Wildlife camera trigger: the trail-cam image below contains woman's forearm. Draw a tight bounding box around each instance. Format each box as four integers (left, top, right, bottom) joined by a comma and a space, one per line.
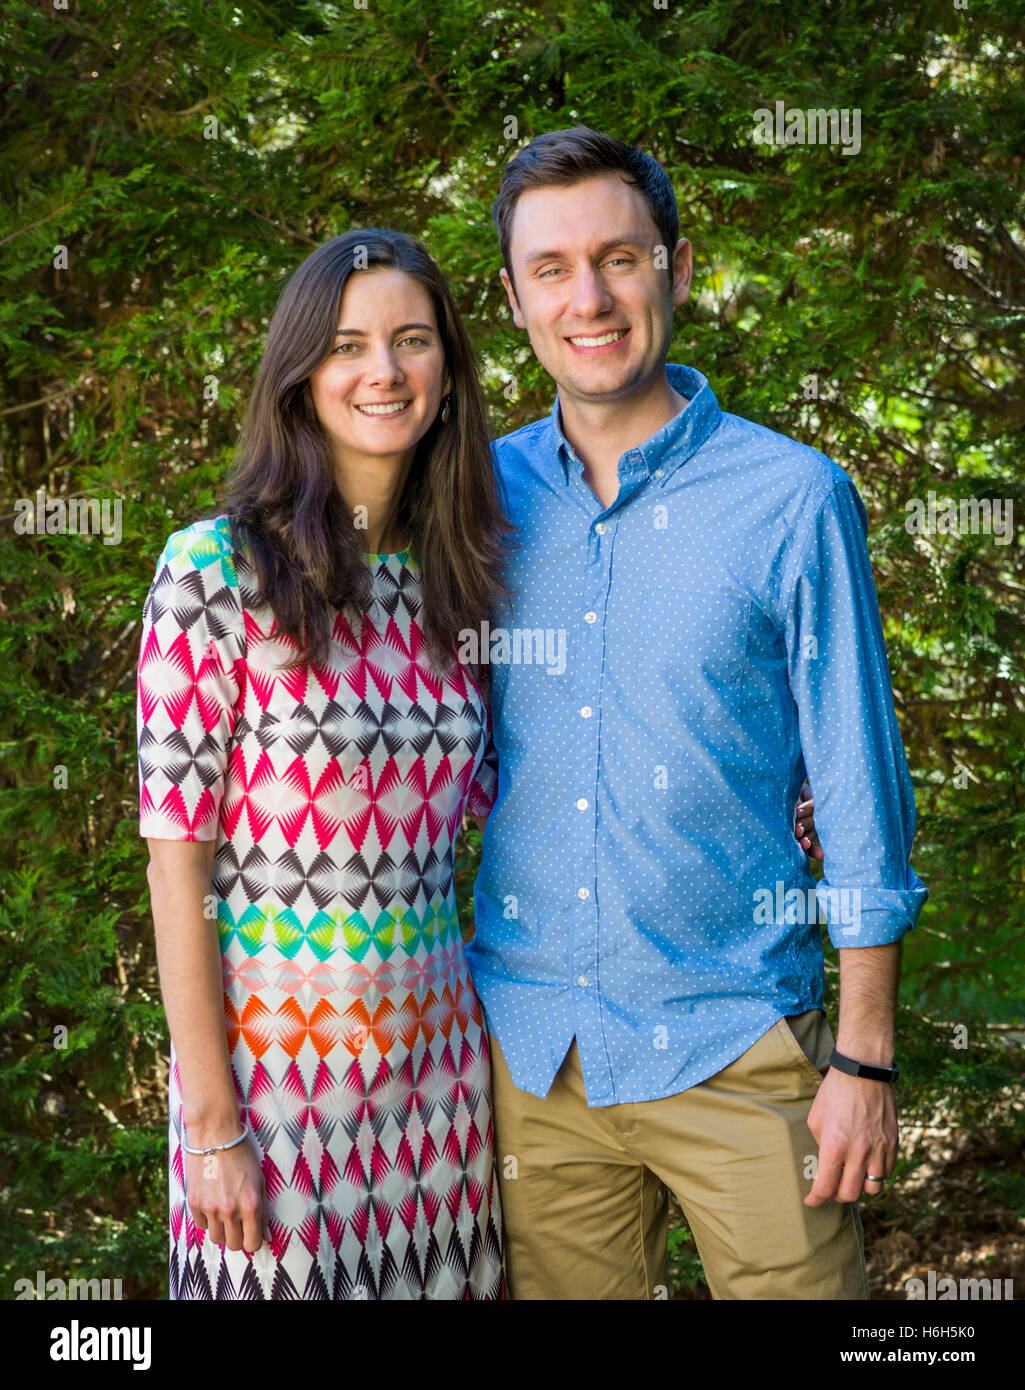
147, 847, 240, 1145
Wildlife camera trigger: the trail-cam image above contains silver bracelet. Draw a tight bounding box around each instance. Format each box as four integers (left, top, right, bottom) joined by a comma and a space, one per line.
183, 1127, 248, 1157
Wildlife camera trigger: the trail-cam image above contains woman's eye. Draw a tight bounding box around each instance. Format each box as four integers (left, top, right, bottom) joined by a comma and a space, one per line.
332, 335, 430, 356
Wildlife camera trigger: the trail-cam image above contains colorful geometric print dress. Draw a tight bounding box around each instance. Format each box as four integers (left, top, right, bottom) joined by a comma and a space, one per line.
136, 515, 503, 1300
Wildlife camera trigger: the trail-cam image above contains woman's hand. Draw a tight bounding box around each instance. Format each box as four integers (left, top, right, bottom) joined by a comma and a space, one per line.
185, 1132, 269, 1254
794, 780, 823, 861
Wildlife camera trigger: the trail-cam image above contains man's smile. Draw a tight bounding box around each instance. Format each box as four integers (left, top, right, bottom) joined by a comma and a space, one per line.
564, 327, 631, 354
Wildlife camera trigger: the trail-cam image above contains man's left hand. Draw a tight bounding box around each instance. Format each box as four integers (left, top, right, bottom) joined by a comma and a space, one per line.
804, 1068, 898, 1205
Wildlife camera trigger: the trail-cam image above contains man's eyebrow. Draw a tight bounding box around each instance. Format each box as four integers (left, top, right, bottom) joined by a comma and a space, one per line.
333, 322, 436, 336
522, 235, 652, 267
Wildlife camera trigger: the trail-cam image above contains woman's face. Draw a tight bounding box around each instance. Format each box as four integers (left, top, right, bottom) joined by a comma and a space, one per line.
309, 267, 451, 475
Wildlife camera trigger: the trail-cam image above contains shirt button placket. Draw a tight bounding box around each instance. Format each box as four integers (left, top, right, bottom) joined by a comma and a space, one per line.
574, 516, 612, 1084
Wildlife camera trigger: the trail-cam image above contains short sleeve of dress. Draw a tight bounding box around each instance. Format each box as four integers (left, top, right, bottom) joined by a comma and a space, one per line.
466, 723, 499, 818
136, 518, 247, 842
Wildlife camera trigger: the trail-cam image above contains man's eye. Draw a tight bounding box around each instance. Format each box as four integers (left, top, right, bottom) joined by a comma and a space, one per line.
537, 267, 565, 280
603, 257, 634, 269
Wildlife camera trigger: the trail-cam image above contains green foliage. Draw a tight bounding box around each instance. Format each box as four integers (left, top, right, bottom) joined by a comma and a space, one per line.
2, 0, 1023, 1298
667, 1224, 706, 1299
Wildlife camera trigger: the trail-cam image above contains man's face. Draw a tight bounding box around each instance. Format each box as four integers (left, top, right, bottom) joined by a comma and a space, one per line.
500, 173, 692, 406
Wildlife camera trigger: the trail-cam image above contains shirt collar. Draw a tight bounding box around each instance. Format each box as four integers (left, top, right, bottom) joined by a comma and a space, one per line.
550, 363, 722, 484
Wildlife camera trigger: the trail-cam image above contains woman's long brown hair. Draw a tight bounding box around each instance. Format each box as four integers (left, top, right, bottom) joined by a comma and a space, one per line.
215, 228, 515, 682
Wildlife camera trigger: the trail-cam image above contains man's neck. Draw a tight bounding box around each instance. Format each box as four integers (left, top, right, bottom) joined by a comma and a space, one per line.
557, 369, 688, 507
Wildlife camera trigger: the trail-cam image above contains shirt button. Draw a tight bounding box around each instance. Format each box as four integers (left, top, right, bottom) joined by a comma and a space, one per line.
654, 467, 665, 478
577, 974, 590, 987
577, 887, 590, 899
595, 522, 606, 534
584, 611, 597, 624
576, 798, 589, 810
580, 706, 592, 718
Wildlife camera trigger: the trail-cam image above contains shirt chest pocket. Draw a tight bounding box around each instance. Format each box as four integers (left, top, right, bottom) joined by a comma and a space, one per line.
661, 587, 751, 719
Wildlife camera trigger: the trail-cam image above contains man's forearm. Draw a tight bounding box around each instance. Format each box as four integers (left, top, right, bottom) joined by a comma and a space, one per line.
835, 941, 902, 1066
806, 940, 902, 1206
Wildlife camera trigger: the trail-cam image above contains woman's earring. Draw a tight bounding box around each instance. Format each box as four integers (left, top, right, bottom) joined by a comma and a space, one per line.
441, 394, 451, 424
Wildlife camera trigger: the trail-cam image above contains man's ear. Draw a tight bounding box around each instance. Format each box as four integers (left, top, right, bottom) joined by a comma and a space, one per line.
499, 267, 527, 329
671, 237, 693, 308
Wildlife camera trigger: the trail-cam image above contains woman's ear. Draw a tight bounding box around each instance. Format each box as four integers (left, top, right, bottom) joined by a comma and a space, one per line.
442, 366, 452, 400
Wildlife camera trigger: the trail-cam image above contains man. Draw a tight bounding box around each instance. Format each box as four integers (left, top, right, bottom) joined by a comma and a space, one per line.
464, 127, 929, 1301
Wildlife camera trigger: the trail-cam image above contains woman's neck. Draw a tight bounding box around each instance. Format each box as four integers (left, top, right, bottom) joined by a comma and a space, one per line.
332, 458, 412, 554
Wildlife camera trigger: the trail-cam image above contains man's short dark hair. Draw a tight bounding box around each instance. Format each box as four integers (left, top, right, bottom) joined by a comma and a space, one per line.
491, 126, 679, 293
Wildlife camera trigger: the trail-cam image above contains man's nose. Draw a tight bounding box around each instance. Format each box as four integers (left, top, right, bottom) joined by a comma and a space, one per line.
567, 266, 614, 319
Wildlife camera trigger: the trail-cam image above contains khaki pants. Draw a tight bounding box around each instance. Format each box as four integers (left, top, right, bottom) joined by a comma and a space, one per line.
489, 1010, 870, 1300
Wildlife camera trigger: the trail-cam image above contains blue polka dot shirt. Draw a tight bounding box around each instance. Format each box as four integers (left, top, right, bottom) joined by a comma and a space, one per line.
467, 362, 928, 1106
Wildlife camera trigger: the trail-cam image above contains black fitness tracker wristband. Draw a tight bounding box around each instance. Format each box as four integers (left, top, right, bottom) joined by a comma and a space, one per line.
827, 1048, 899, 1083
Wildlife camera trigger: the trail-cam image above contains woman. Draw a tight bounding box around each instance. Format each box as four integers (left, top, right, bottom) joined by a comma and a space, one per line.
137, 227, 822, 1301
137, 229, 513, 1299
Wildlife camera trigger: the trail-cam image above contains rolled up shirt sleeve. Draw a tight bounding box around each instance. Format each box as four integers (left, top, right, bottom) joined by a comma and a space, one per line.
783, 475, 929, 947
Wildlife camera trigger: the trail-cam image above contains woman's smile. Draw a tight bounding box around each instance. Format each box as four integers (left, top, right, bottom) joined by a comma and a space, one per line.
353, 399, 413, 416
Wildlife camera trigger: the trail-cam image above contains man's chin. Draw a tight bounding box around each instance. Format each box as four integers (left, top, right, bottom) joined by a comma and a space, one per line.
557, 362, 646, 401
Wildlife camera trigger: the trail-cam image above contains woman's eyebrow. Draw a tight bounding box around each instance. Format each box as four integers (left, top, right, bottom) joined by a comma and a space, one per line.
334, 322, 436, 336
